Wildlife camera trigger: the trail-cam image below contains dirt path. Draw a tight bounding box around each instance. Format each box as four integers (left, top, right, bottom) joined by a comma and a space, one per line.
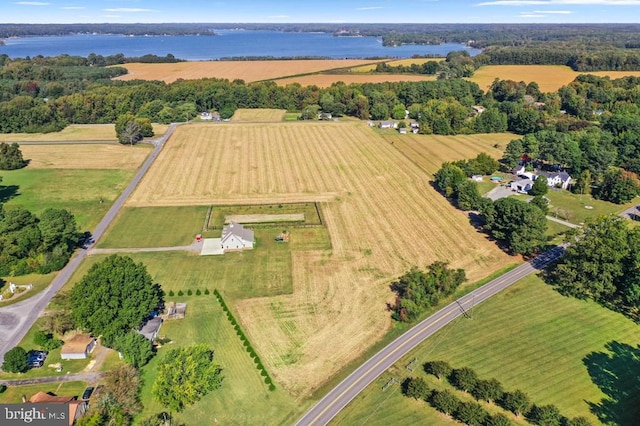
0, 372, 104, 387
87, 240, 203, 256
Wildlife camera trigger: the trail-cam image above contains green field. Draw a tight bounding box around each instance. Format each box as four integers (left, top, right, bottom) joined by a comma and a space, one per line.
0, 168, 135, 231
135, 296, 301, 425
545, 190, 633, 225
98, 206, 209, 248
208, 203, 323, 229
335, 275, 640, 425
0, 272, 56, 307
0, 381, 87, 404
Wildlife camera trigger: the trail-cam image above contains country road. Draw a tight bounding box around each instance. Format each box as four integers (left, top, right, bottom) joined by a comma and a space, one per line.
295, 245, 566, 426
0, 124, 178, 365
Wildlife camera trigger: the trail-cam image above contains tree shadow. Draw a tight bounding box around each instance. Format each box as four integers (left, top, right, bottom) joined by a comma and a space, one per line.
0, 184, 19, 203
583, 341, 640, 426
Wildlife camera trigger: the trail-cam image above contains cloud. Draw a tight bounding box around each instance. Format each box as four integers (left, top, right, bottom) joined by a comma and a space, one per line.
356, 6, 384, 10
268, 15, 290, 18
14, 1, 50, 5
533, 9, 574, 11
103, 8, 155, 13
520, 13, 547, 16
101, 15, 122, 18
479, 0, 640, 5
60, 6, 85, 9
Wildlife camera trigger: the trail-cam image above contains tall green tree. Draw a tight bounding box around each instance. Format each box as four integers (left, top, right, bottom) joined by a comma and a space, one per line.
0, 143, 28, 170
596, 168, 640, 204
501, 389, 531, 417
484, 197, 547, 255
450, 367, 479, 393
70, 255, 163, 340
456, 401, 488, 426
424, 360, 452, 380
529, 175, 548, 196
404, 377, 430, 400
113, 332, 154, 368
152, 345, 223, 412
2, 346, 28, 373
430, 389, 460, 415
434, 163, 467, 197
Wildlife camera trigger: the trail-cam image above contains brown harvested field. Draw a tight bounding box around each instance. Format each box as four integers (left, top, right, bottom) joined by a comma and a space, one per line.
351, 57, 444, 73
21, 144, 152, 169
469, 65, 640, 93
381, 132, 515, 175
114, 59, 374, 83
0, 124, 117, 142
231, 108, 286, 122
275, 73, 437, 87
128, 121, 511, 396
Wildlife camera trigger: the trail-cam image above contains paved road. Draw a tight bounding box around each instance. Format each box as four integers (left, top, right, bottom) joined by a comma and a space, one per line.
0, 372, 104, 387
619, 204, 640, 220
295, 245, 566, 426
0, 124, 178, 365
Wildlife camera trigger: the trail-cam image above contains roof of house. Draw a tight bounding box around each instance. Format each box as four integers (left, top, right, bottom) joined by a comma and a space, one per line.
512, 178, 534, 187
380, 120, 395, 126
222, 222, 254, 244
29, 391, 75, 404
139, 317, 163, 340
539, 171, 571, 182
61, 334, 95, 355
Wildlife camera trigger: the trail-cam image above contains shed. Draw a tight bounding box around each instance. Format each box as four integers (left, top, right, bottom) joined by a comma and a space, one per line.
138, 317, 163, 341
60, 334, 96, 360
379, 120, 397, 129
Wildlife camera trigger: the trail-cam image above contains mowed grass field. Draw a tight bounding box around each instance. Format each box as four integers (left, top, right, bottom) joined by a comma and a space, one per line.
127, 121, 511, 396
232, 108, 287, 122
1, 168, 136, 230
0, 123, 169, 142
136, 296, 300, 425
350, 57, 444, 73
0, 381, 87, 404
335, 274, 640, 425
383, 132, 514, 175
275, 73, 438, 88
114, 59, 375, 83
469, 65, 640, 92
20, 144, 151, 169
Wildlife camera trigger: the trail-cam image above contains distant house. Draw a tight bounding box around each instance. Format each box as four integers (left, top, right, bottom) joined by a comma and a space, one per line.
510, 178, 534, 193
398, 127, 407, 134
379, 120, 397, 129
533, 102, 546, 109
221, 222, 254, 252
29, 391, 88, 426
138, 317, 163, 342
540, 171, 572, 189
60, 334, 96, 360
471, 175, 483, 182
200, 111, 213, 120
472, 105, 486, 114
512, 165, 526, 176
318, 112, 332, 120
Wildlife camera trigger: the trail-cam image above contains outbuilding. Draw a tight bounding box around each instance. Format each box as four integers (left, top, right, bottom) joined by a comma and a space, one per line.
60, 334, 97, 360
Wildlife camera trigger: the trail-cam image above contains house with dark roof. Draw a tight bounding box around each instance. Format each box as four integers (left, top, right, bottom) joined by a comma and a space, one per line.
221, 222, 254, 252
138, 317, 163, 341
539, 171, 572, 189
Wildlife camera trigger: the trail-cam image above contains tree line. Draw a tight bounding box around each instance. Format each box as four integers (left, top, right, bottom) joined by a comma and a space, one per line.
403, 360, 592, 426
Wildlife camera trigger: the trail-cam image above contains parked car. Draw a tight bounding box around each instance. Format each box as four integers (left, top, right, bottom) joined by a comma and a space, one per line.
27, 350, 48, 368
81, 386, 94, 400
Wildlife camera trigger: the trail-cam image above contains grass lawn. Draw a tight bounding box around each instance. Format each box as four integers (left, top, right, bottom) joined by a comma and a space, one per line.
135, 296, 300, 425
0, 168, 135, 231
97, 206, 209, 248
545, 219, 572, 241
0, 272, 56, 307
0, 381, 87, 404
208, 203, 322, 229
334, 274, 640, 425
545, 190, 634, 225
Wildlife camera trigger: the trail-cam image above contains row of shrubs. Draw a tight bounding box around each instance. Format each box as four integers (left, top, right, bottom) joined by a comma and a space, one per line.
213, 289, 276, 391
402, 361, 592, 426
167, 289, 210, 297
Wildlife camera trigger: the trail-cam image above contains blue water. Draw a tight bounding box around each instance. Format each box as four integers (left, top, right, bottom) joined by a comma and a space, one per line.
0, 30, 481, 60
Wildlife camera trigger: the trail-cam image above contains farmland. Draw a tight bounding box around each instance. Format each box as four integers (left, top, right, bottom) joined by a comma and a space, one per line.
350, 57, 444, 73
127, 121, 510, 396
114, 59, 375, 83
335, 274, 640, 425
0, 123, 169, 142
20, 144, 151, 170
274, 73, 438, 88
231, 108, 287, 122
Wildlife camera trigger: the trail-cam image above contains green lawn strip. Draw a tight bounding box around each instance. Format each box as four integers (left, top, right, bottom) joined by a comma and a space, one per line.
284, 112, 300, 121
97, 206, 209, 248
0, 381, 87, 404
135, 296, 299, 425
0, 168, 135, 231
208, 202, 322, 229
0, 272, 55, 307
334, 274, 640, 425
545, 218, 572, 240
545, 190, 635, 225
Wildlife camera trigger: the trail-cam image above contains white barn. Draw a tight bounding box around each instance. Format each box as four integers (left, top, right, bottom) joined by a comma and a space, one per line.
60, 334, 96, 360
221, 222, 254, 252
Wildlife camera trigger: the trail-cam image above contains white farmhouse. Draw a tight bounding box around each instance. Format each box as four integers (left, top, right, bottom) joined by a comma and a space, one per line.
221, 222, 254, 252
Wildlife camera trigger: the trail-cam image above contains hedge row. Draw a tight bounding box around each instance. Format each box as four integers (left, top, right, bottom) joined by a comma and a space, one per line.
213, 289, 276, 391
167, 289, 210, 297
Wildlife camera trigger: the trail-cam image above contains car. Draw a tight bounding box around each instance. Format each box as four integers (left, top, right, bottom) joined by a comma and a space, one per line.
27, 358, 43, 368
28, 350, 48, 362
81, 387, 94, 400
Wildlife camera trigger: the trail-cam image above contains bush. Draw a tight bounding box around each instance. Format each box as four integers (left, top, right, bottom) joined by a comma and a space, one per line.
424, 360, 452, 380
187, 289, 193, 296
449, 367, 479, 393
430, 389, 460, 415
177, 290, 184, 296
403, 377, 430, 400
2, 346, 29, 373
204, 289, 210, 295
168, 290, 174, 297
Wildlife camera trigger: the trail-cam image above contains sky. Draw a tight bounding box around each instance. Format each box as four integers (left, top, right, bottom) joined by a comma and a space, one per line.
3, 0, 640, 24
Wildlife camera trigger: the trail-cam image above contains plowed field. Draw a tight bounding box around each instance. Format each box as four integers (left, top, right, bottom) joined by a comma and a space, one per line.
128, 121, 511, 396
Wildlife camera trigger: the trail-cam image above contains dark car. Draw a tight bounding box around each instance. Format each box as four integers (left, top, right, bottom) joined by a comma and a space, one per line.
82, 387, 94, 400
